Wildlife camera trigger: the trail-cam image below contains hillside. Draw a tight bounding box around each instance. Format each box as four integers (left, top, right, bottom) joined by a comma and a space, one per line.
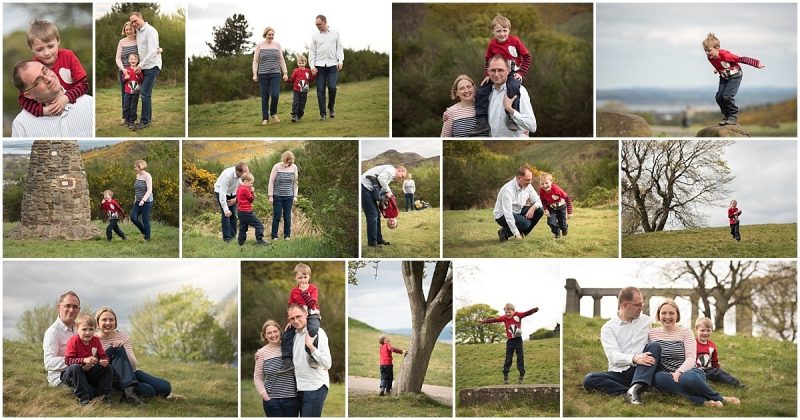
183, 140, 304, 164
81, 141, 151, 163
563, 313, 796, 417
483, 140, 617, 166
622, 223, 797, 258
362, 149, 439, 172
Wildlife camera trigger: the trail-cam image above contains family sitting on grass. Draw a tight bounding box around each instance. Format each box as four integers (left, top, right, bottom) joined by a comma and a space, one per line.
583, 287, 745, 408
43, 291, 178, 406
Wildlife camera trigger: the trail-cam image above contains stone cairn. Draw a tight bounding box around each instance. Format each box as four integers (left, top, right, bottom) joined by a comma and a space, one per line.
9, 140, 102, 240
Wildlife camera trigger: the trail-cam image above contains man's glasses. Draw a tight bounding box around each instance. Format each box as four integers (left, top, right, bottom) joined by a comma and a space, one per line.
23, 66, 52, 93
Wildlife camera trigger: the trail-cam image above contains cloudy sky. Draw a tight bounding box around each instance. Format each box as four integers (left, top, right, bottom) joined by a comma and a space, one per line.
3, 260, 238, 339
361, 139, 442, 160
454, 260, 563, 338
598, 3, 797, 89
3, 140, 124, 154
185, 1, 390, 58
94, 1, 185, 20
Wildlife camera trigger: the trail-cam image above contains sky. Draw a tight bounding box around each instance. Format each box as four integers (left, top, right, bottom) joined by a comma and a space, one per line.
3, 3, 93, 35
454, 260, 563, 339
361, 139, 442, 160
597, 3, 797, 89
3, 260, 239, 340
94, 1, 186, 20
3, 140, 123, 154
185, 1, 391, 58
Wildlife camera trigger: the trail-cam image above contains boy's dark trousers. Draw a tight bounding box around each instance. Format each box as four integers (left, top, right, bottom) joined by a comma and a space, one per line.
730, 221, 741, 241
281, 314, 321, 359
106, 218, 127, 240
503, 336, 525, 377
123, 92, 140, 123
379, 365, 394, 392
716, 75, 741, 122
547, 206, 568, 236
705, 367, 745, 387
237, 210, 265, 245
292, 91, 308, 119
61, 364, 113, 402
474, 72, 522, 120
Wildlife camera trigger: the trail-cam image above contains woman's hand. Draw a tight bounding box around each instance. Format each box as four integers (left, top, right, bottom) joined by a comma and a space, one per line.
99, 358, 109, 368
253, 75, 257, 82
671, 371, 682, 383
282, 74, 288, 82
261, 393, 271, 402
139, 200, 145, 207
293, 197, 298, 203
481, 76, 490, 86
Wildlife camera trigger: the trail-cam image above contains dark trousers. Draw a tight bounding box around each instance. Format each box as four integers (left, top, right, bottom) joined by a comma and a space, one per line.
404, 193, 414, 212
730, 222, 741, 241
130, 200, 153, 240
263, 396, 300, 417
474, 73, 521, 120
705, 367, 744, 387
282, 315, 321, 359
61, 364, 113, 401
123, 92, 140, 123
139, 66, 159, 124
271, 196, 294, 239
135, 370, 172, 398
716, 75, 741, 120
315, 66, 338, 116
583, 341, 662, 395
118, 71, 127, 119
106, 218, 126, 240
258, 73, 281, 119
105, 346, 138, 390
379, 365, 394, 391
495, 206, 544, 239
292, 91, 308, 118
654, 368, 722, 406
299, 385, 328, 417
547, 206, 568, 236
361, 185, 383, 245
238, 210, 265, 245
503, 337, 525, 376
218, 195, 238, 242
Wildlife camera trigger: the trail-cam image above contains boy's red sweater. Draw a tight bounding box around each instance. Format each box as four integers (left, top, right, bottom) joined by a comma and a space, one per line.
64, 335, 108, 365
380, 343, 403, 366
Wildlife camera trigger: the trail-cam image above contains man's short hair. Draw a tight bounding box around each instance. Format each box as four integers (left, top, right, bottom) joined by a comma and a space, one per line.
489, 54, 511, 70
316, 14, 327, 23
12, 60, 36, 92
234, 161, 248, 173
59, 290, 81, 305
130, 11, 143, 20
516, 164, 533, 177
287, 303, 307, 314
617, 286, 641, 309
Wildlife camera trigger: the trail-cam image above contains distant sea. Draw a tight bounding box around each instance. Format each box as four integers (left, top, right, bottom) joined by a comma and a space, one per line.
597, 86, 797, 113
384, 324, 453, 343
2, 140, 122, 155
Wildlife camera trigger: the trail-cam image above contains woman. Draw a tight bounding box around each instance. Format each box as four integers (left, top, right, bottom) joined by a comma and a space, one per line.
649, 300, 740, 408
254, 320, 299, 417
252, 27, 288, 125
95, 307, 172, 401
402, 175, 416, 212
115, 22, 138, 126
131, 159, 154, 241
268, 151, 299, 240
441, 74, 485, 137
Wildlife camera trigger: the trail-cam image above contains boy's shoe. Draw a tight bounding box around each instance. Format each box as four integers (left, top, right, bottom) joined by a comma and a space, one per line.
307, 354, 319, 369
261, 119, 268, 125
469, 118, 491, 136
498, 228, 508, 242
291, 116, 297, 123
124, 386, 142, 405
256, 240, 269, 246
505, 115, 519, 131
518, 375, 524, 384
135, 121, 150, 130
725, 118, 738, 125
320, 114, 327, 121
562, 228, 568, 237
503, 375, 509, 385
379, 388, 385, 396
276, 358, 295, 374
719, 118, 728, 126
285, 237, 291, 240
329, 109, 336, 118
368, 243, 383, 248
378, 240, 391, 246
79, 398, 91, 406
128, 122, 136, 130
271, 115, 281, 123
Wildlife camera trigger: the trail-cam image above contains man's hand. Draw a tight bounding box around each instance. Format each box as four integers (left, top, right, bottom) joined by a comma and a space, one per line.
385, 191, 394, 199
481, 76, 490, 86
304, 333, 317, 351
227, 198, 237, 206
99, 358, 109, 368
311, 67, 318, 76
43, 95, 69, 116
513, 73, 523, 81
337, 63, 343, 71
503, 95, 517, 114
524, 206, 537, 219
224, 210, 232, 217
632, 352, 656, 366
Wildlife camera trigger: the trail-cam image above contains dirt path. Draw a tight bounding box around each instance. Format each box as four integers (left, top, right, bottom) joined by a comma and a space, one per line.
348, 375, 453, 406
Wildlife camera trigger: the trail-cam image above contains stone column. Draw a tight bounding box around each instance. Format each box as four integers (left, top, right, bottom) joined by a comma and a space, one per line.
565, 278, 581, 314
592, 295, 602, 318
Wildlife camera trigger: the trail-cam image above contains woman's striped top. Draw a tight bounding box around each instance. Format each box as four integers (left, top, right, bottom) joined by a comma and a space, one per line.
252, 42, 287, 76
253, 345, 297, 399
116, 39, 138, 70
648, 327, 697, 373
442, 102, 482, 137
269, 162, 299, 198
97, 331, 138, 370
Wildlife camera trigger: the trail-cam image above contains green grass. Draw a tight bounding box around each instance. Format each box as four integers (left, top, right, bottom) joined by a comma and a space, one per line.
348, 393, 452, 417
181, 227, 345, 258
240, 382, 345, 417
443, 207, 618, 258
3, 339, 236, 417
456, 338, 560, 417
95, 85, 186, 137
622, 223, 797, 258
3, 221, 178, 258
650, 122, 797, 138
348, 318, 452, 387
563, 313, 797, 417
188, 78, 389, 137
361, 208, 441, 258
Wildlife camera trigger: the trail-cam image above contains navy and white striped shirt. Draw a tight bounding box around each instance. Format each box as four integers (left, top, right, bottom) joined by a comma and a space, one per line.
254, 345, 297, 399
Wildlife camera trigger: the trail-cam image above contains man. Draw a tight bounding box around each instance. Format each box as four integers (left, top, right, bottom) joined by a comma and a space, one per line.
43, 291, 112, 403
309, 15, 344, 121
214, 162, 249, 243
360, 164, 408, 248
485, 54, 536, 137
493, 164, 544, 241
287, 304, 331, 417
129, 11, 161, 130
11, 60, 93, 137
583, 286, 662, 405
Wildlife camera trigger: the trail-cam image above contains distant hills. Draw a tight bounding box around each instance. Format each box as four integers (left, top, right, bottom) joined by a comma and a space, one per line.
361, 149, 439, 172
598, 86, 796, 112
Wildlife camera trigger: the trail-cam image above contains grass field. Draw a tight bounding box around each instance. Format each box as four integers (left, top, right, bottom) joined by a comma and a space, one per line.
348, 393, 452, 417
95, 85, 186, 137
3, 221, 178, 258
650, 122, 797, 138
443, 207, 618, 258
3, 339, 237, 417
361, 208, 441, 258
622, 223, 797, 258
240, 382, 345, 417
188, 78, 389, 137
456, 337, 560, 417
181, 226, 346, 258
563, 313, 797, 417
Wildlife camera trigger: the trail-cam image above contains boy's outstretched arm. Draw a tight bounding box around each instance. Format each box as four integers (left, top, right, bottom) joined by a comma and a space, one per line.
738, 56, 764, 69
523, 307, 539, 317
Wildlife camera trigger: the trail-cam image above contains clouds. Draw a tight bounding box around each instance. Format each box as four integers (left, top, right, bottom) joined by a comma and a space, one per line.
349, 261, 426, 330
361, 139, 442, 160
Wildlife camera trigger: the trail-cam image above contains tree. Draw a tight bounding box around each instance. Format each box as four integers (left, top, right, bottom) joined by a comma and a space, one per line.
621, 140, 734, 232
206, 14, 254, 58
111, 3, 160, 16
16, 303, 57, 344
751, 263, 797, 342
455, 303, 504, 344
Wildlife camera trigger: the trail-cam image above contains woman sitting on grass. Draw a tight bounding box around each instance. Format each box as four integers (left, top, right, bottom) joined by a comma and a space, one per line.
254, 319, 300, 417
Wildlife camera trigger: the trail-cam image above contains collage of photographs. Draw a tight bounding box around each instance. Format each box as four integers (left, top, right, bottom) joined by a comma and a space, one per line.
0, 0, 797, 418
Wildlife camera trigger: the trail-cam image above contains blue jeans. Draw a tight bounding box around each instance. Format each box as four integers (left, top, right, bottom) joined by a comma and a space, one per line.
139, 66, 160, 124
135, 370, 172, 398
379, 365, 394, 390
61, 363, 112, 401
547, 206, 568, 236
730, 222, 741, 241
130, 199, 153, 240
315, 66, 338, 116
654, 368, 722, 406
404, 193, 414, 212
258, 73, 281, 119
495, 206, 544, 239
300, 385, 328, 417
123, 92, 140, 123
716, 75, 741, 120
105, 345, 139, 390
583, 342, 662, 395
292, 91, 308, 118
504, 337, 525, 376
361, 185, 383, 246
271, 196, 293, 239
264, 396, 300, 417
238, 210, 265, 245
218, 195, 238, 242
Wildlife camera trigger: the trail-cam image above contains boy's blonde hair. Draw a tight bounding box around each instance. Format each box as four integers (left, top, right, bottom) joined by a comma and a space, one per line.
539, 172, 554, 182
491, 13, 511, 30
27, 19, 60, 48
103, 189, 114, 197
378, 334, 388, 344
294, 263, 311, 276
730, 200, 738, 207
260, 319, 281, 343
702, 33, 720, 50
75, 313, 96, 328
240, 172, 254, 183
450, 74, 476, 100
95, 307, 118, 329
695, 317, 713, 329
503, 303, 515, 311
296, 55, 308, 65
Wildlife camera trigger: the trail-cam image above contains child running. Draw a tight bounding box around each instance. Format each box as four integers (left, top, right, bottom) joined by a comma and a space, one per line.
479, 303, 539, 384
377, 334, 407, 396
538, 172, 573, 239
728, 200, 742, 241
100, 189, 127, 241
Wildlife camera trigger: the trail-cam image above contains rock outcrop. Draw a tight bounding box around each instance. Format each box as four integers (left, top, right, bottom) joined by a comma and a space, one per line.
596, 112, 652, 137
459, 384, 560, 406
696, 124, 751, 137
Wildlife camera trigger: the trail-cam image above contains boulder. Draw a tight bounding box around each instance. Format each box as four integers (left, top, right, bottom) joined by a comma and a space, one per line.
459, 384, 560, 406
596, 112, 652, 137
696, 125, 751, 137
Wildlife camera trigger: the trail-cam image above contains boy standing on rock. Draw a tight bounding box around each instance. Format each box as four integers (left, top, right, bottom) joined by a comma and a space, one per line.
702, 33, 764, 126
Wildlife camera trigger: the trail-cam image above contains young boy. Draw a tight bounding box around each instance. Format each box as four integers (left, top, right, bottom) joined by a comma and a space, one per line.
380, 195, 399, 230
122, 53, 143, 130
695, 317, 746, 388
281, 263, 322, 370
702, 33, 764, 126
288, 54, 315, 122
538, 172, 573, 239
470, 13, 532, 135
64, 314, 113, 405
236, 173, 268, 246
19, 19, 88, 117
100, 189, 127, 241
377, 334, 407, 396
728, 200, 742, 241
479, 303, 539, 384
